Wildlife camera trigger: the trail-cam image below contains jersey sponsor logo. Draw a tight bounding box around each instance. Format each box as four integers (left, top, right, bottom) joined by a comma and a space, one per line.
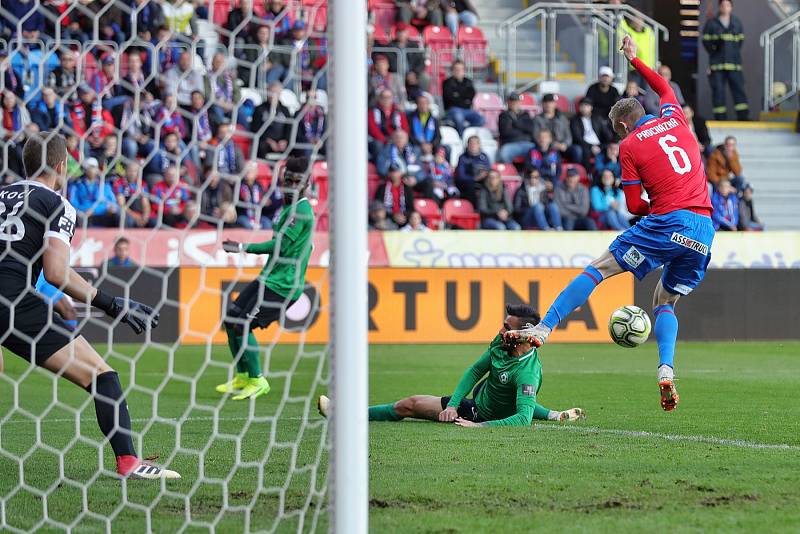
635, 117, 679, 141
58, 215, 75, 237
622, 246, 646, 268
499, 371, 509, 384
521, 384, 535, 397
670, 232, 709, 256
671, 283, 693, 296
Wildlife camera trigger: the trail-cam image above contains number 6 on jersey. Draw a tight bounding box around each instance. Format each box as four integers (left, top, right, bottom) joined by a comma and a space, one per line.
658, 134, 692, 175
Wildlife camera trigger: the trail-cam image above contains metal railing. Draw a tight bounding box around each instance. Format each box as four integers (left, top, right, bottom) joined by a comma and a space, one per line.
761, 10, 800, 111
498, 2, 668, 93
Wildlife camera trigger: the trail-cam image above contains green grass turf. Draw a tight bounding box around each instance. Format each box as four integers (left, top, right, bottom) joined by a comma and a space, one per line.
2, 341, 800, 533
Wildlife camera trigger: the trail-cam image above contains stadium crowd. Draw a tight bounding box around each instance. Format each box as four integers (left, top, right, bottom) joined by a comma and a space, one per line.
0, 0, 761, 233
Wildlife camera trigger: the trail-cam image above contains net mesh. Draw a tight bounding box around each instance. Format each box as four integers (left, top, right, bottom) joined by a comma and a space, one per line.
0, 1, 331, 531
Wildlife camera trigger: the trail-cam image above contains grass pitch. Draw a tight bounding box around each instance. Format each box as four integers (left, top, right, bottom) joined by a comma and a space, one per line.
2, 341, 800, 533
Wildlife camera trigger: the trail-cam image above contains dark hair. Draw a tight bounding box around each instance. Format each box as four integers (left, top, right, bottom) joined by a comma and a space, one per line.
115, 237, 130, 247
22, 131, 67, 179
285, 156, 309, 174
506, 304, 540, 327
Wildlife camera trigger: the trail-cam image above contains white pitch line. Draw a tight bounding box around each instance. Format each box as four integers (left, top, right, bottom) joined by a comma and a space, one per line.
533, 423, 800, 451
0, 415, 306, 426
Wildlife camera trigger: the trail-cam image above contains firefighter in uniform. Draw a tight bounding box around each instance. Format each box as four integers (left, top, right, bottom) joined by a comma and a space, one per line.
702, 0, 748, 121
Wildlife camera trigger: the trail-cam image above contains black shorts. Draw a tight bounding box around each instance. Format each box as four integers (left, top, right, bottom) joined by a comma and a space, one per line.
225, 280, 295, 332
0, 275, 72, 364
440, 396, 482, 422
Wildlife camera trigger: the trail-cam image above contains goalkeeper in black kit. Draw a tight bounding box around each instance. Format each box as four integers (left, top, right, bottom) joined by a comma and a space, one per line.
0, 133, 179, 479
318, 305, 585, 427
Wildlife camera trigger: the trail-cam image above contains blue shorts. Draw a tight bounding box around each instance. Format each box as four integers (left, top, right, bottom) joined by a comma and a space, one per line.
35, 272, 65, 305
609, 210, 715, 295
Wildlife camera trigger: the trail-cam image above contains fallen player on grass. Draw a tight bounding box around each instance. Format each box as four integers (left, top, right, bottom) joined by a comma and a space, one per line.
318, 304, 584, 427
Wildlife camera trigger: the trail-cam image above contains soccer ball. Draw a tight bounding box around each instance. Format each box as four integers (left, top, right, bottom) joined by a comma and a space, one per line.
608, 305, 652, 348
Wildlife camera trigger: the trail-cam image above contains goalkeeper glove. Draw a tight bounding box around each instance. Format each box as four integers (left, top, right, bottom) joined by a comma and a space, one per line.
91, 290, 159, 335
222, 239, 244, 253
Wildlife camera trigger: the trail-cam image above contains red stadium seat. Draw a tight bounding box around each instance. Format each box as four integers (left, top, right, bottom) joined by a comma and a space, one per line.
561, 163, 590, 187
390, 23, 421, 42
308, 198, 329, 231
573, 95, 586, 114
553, 93, 570, 114
309, 5, 327, 33
255, 159, 273, 189
232, 126, 253, 158
371, 5, 397, 37
81, 52, 97, 82
312, 160, 329, 201
492, 163, 521, 180
367, 166, 382, 201
413, 198, 442, 229
519, 92, 537, 114
473, 91, 504, 135
211, 0, 233, 26
424, 25, 455, 67
502, 176, 522, 199
443, 199, 480, 230
457, 26, 488, 69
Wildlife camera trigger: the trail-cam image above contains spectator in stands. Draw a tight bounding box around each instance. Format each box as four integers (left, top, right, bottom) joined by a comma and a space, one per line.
591, 169, 628, 231
404, 71, 424, 103
9, 40, 59, 102
711, 179, 739, 231
283, 21, 328, 92
189, 90, 214, 146
622, 79, 654, 114
533, 94, 574, 162
113, 161, 152, 228
120, 52, 157, 101
226, 0, 258, 47
69, 157, 120, 228
90, 0, 126, 44
164, 51, 206, 108
513, 168, 562, 231
556, 167, 596, 231
148, 131, 190, 181
0, 90, 29, 179
702, 0, 748, 120
65, 135, 83, 179
91, 54, 128, 115
95, 135, 124, 174
594, 141, 621, 181
376, 165, 415, 228
442, 60, 484, 135
208, 122, 245, 176
0, 51, 23, 100
422, 146, 458, 204
156, 93, 188, 140
251, 81, 294, 157
199, 171, 237, 227
585, 66, 620, 121
683, 104, 712, 159
528, 128, 562, 184
368, 200, 399, 231
738, 184, 763, 231
369, 55, 405, 106
401, 211, 431, 232
238, 25, 285, 90
1, 0, 46, 40
377, 129, 422, 179
644, 64, 685, 112
707, 136, 744, 190
455, 135, 490, 206
263, 0, 294, 40
128, 0, 165, 42
105, 237, 136, 268
396, 0, 444, 27
150, 165, 191, 227
29, 87, 68, 132
295, 89, 327, 156
389, 23, 428, 89
237, 161, 281, 229
478, 170, 520, 231
443, 0, 479, 37
497, 92, 536, 163
569, 97, 613, 171
208, 52, 241, 124
369, 89, 409, 160
407, 93, 440, 154
161, 0, 201, 47
47, 50, 79, 98
619, 15, 655, 87
153, 26, 184, 75
70, 85, 115, 156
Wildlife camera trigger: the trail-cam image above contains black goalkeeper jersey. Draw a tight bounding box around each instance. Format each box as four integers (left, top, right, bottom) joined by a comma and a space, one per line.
0, 180, 76, 293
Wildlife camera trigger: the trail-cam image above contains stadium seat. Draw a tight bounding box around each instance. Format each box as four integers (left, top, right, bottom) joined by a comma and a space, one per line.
443, 198, 480, 230
553, 93, 570, 114
309, 5, 328, 33
81, 52, 98, 81
368, 163, 382, 201
560, 163, 590, 186
232, 126, 253, 158
457, 26, 488, 69
371, 4, 397, 37
312, 160, 329, 201
492, 163, 521, 180
573, 95, 585, 114
413, 198, 442, 229
390, 23, 421, 42
519, 92, 538, 115
255, 159, 273, 189
439, 126, 463, 168
502, 176, 522, 199
423, 25, 455, 67
210, 0, 232, 26
473, 92, 504, 135
308, 198, 329, 231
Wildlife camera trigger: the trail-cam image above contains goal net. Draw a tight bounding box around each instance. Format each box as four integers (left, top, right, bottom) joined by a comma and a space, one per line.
0, 0, 367, 531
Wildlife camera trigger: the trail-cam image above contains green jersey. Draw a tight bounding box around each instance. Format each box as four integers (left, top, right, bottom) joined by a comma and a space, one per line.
245, 197, 314, 300
447, 335, 542, 426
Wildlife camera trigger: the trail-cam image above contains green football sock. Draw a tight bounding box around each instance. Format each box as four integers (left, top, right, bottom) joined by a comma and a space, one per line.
226, 327, 247, 374
368, 403, 403, 421
240, 333, 262, 379
533, 403, 558, 421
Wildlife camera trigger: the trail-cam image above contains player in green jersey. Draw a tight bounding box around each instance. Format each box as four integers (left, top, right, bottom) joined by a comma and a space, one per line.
317, 305, 585, 426
216, 157, 315, 400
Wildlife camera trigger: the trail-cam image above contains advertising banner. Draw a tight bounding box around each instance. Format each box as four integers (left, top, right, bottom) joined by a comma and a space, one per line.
178, 267, 634, 345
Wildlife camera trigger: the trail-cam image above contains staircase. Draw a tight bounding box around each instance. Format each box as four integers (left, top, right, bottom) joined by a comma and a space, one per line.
708, 122, 800, 230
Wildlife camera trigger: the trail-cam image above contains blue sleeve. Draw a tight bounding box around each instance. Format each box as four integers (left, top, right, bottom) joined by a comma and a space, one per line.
376, 148, 390, 176
710, 193, 726, 226
69, 184, 88, 213
455, 155, 469, 182
590, 187, 605, 212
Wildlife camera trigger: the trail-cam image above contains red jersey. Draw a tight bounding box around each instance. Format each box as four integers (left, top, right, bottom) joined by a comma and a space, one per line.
620, 58, 712, 217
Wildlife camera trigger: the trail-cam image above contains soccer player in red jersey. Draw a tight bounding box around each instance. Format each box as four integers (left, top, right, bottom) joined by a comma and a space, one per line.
506, 36, 715, 411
